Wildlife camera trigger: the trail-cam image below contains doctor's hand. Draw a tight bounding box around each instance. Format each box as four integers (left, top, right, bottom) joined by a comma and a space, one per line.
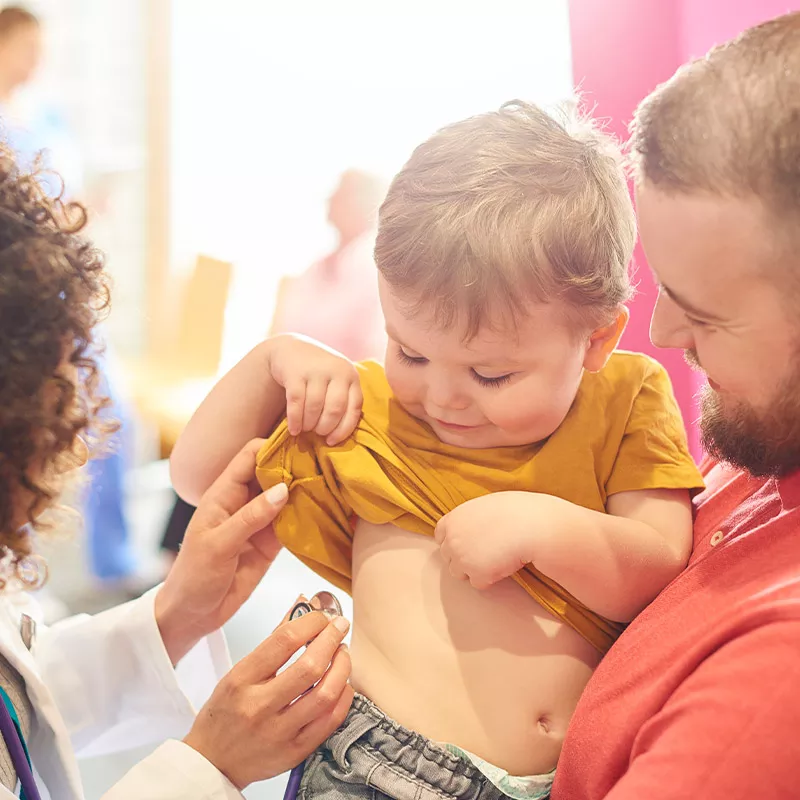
184, 607, 353, 790
155, 439, 289, 665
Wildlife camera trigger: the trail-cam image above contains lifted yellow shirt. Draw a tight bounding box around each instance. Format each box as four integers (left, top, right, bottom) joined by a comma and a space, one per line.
256, 351, 703, 653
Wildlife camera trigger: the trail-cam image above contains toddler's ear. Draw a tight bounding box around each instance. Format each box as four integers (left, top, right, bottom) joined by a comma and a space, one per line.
583, 307, 629, 373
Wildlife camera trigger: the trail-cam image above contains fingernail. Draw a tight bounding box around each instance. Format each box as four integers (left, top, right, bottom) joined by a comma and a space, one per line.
265, 483, 289, 504
332, 616, 350, 634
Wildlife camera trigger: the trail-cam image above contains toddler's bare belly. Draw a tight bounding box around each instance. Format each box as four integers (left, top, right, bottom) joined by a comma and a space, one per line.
349, 521, 601, 777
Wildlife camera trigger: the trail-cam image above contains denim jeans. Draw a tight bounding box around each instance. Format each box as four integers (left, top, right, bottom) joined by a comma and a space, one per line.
298, 694, 516, 800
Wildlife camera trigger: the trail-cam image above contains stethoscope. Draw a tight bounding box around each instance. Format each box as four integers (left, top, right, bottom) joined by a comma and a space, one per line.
283, 591, 344, 800
0, 592, 343, 800
0, 692, 39, 800
0, 614, 41, 800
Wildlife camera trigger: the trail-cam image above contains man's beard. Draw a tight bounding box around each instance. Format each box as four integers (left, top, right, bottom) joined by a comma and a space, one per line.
686, 350, 800, 477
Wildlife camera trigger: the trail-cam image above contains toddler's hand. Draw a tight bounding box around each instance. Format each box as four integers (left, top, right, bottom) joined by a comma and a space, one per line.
268, 334, 363, 445
434, 492, 542, 589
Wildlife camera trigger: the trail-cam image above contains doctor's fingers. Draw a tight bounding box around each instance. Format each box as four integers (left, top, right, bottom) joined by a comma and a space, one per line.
292, 678, 354, 756
198, 438, 266, 516
233, 611, 345, 686
276, 643, 352, 730
212, 482, 289, 557
267, 614, 351, 707
278, 595, 309, 625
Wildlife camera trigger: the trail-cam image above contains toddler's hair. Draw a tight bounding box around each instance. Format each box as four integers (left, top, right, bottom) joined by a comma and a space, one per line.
375, 100, 636, 337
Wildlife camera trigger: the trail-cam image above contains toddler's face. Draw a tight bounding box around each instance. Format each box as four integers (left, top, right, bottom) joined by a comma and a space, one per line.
379, 278, 591, 449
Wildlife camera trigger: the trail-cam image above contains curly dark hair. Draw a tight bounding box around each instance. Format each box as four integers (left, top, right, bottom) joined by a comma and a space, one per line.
0, 145, 111, 559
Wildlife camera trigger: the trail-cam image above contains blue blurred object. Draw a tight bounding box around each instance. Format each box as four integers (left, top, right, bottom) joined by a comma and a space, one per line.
82, 346, 137, 582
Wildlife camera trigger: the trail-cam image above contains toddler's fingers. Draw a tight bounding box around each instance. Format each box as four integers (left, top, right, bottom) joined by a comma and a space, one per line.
302, 378, 329, 432
285, 380, 307, 437
449, 566, 469, 582
315, 380, 351, 438
326, 383, 364, 446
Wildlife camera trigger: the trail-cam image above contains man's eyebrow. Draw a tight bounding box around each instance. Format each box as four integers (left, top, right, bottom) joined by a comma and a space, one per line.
660, 283, 728, 323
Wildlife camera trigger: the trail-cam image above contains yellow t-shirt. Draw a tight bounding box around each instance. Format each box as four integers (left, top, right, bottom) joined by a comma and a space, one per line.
256, 351, 704, 654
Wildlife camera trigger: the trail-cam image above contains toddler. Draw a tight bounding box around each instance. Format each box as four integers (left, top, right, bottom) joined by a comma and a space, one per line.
172, 101, 703, 800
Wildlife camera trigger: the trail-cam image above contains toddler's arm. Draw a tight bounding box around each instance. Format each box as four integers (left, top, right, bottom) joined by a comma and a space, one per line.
435, 488, 692, 622
533, 488, 692, 621
170, 335, 362, 505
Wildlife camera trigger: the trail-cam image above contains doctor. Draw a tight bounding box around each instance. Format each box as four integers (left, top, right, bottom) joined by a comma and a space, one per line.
0, 150, 353, 794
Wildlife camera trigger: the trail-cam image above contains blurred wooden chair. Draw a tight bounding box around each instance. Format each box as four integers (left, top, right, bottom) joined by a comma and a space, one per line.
125, 254, 232, 457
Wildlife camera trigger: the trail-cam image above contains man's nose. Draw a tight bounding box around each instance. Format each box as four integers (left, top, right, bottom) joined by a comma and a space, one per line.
650, 292, 694, 351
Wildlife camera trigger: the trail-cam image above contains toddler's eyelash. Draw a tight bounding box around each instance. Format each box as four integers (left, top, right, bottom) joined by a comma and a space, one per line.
398, 347, 513, 388
472, 372, 513, 388
397, 348, 428, 366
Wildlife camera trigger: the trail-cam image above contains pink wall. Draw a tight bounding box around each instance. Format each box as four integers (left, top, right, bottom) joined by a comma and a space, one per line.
680, 0, 799, 59
568, 0, 799, 458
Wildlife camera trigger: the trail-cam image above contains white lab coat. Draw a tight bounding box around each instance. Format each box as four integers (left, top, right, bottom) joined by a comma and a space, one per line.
0, 585, 245, 799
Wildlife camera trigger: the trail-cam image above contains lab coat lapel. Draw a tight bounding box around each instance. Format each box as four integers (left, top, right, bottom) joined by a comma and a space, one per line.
0, 595, 84, 799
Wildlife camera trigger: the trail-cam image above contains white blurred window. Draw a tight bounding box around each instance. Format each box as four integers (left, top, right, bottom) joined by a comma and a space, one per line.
29, 0, 147, 356
170, 0, 575, 365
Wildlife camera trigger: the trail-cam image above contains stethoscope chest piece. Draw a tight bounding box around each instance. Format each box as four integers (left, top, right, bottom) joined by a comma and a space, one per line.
289, 591, 343, 621
282, 589, 344, 800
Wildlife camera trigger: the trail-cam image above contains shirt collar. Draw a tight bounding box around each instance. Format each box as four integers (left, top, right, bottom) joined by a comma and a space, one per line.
777, 467, 800, 510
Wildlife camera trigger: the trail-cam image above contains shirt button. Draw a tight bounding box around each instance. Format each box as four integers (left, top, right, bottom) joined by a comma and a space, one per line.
710, 531, 724, 547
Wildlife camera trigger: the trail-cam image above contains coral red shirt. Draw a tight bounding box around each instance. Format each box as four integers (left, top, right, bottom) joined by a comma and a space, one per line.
552, 459, 800, 799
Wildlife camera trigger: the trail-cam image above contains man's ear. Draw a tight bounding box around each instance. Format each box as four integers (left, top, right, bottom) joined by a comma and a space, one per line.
583, 307, 629, 372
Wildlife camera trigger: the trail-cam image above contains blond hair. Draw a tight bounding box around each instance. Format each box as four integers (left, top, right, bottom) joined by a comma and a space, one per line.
630, 12, 800, 221
374, 100, 636, 338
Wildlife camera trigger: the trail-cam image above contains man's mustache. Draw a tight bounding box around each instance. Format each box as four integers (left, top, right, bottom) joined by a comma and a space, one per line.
684, 349, 703, 371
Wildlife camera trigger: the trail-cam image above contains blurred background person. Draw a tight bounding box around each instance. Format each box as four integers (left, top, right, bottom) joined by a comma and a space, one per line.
0, 5, 139, 600
159, 168, 388, 561
269, 168, 388, 360
0, 5, 81, 196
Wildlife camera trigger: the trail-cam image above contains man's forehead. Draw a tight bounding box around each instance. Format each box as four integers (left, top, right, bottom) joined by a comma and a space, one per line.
638, 185, 773, 263
637, 185, 775, 302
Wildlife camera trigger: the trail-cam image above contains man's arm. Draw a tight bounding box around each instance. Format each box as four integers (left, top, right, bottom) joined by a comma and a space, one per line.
605, 618, 800, 799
